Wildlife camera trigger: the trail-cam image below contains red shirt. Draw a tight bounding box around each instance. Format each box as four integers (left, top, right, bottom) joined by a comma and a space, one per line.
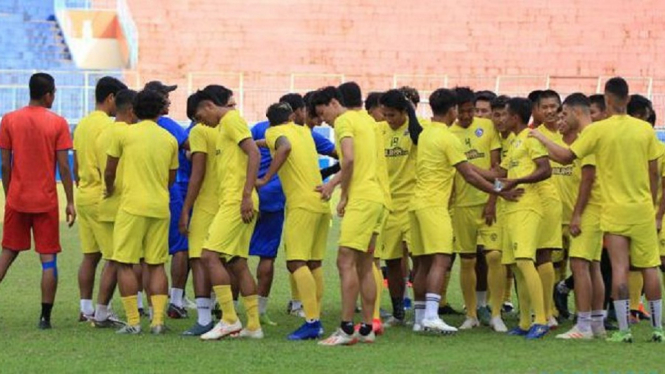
0, 106, 72, 213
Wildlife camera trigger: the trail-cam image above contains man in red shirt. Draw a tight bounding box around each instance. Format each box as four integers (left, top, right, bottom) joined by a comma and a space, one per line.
0, 73, 76, 329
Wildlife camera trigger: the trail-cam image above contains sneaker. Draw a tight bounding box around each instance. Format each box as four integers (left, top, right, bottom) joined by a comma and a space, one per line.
288, 321, 323, 340
547, 316, 559, 329
507, 327, 529, 336
92, 318, 126, 329
555, 326, 593, 340
412, 323, 423, 332
259, 313, 278, 326
422, 317, 457, 334
525, 324, 549, 339
116, 324, 142, 334
651, 328, 664, 342
438, 304, 463, 316
200, 320, 243, 341
477, 306, 491, 326
459, 317, 480, 330
236, 328, 264, 339
167, 304, 188, 319
372, 318, 384, 335
554, 283, 571, 320
490, 316, 508, 333
502, 302, 514, 314
403, 297, 413, 310
357, 330, 376, 343
379, 308, 392, 319
318, 328, 358, 346
288, 303, 306, 318
606, 330, 633, 343
151, 324, 168, 335
38, 318, 52, 330
384, 316, 405, 328
78, 312, 92, 322
591, 324, 607, 339
182, 321, 215, 336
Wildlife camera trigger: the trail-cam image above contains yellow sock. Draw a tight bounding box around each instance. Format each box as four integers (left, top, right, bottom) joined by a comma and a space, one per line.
629, 271, 644, 311
512, 265, 532, 330
516, 259, 546, 325
486, 251, 505, 318
121, 295, 140, 326
312, 267, 324, 312
242, 294, 260, 331
289, 273, 300, 301
293, 266, 319, 320
372, 263, 383, 320
537, 262, 555, 318
213, 285, 238, 325
150, 294, 167, 327
460, 257, 477, 318
440, 271, 451, 306
504, 271, 514, 303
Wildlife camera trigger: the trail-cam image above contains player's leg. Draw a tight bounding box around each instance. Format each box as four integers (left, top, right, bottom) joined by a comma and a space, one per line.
92, 221, 119, 326
590, 261, 607, 338
369, 233, 385, 333
357, 248, 378, 341
256, 257, 276, 324
631, 222, 663, 341
38, 254, 58, 329
604, 233, 632, 342
382, 209, 408, 325
475, 246, 490, 322
453, 206, 479, 328
385, 257, 405, 324
485, 249, 506, 331
168, 251, 189, 317
33, 207, 62, 329
249, 210, 283, 324
536, 248, 557, 326
556, 257, 593, 339
76, 205, 102, 320
228, 257, 262, 337
628, 269, 645, 322
200, 249, 240, 340
503, 267, 515, 312
309, 214, 330, 318
134, 261, 146, 316
319, 245, 360, 343
0, 249, 19, 283
509, 264, 532, 334
142, 217, 171, 334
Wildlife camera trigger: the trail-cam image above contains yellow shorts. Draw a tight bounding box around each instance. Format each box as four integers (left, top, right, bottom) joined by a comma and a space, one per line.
381, 209, 410, 261
339, 199, 384, 253
188, 208, 216, 259
537, 198, 563, 249
452, 205, 501, 253
97, 221, 114, 260
568, 207, 603, 262
112, 209, 169, 265
373, 207, 389, 259
502, 210, 542, 265
283, 208, 330, 261
603, 219, 660, 268
409, 206, 454, 257
77, 203, 105, 255
204, 203, 258, 259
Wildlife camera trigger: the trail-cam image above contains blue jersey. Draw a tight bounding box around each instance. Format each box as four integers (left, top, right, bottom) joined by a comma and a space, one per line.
251, 121, 285, 212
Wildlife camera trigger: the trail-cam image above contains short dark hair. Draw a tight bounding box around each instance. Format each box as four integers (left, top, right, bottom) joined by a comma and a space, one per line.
303, 90, 316, 117
429, 89, 457, 116
338, 82, 363, 108
399, 86, 420, 106
538, 89, 561, 106
605, 77, 629, 101
115, 89, 137, 111
378, 89, 409, 111
454, 86, 475, 105
528, 90, 543, 104
266, 102, 293, 126
562, 93, 590, 109
29, 73, 55, 100
364, 92, 383, 111
627, 94, 652, 119
310, 86, 344, 108
475, 90, 497, 104
203, 85, 233, 106
186, 90, 218, 120
134, 89, 168, 120
588, 94, 606, 111
279, 93, 305, 112
506, 97, 532, 124
648, 110, 657, 127
490, 95, 510, 110
95, 76, 127, 104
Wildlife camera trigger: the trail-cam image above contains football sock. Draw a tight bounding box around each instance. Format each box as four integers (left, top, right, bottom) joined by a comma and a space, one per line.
591, 310, 604, 331
341, 321, 355, 335
359, 323, 372, 336
614, 299, 630, 331
504, 272, 514, 303
214, 285, 238, 325
516, 259, 546, 325
80, 299, 94, 316
577, 311, 592, 332
41, 303, 53, 322
628, 271, 643, 311
372, 263, 383, 320
293, 266, 319, 320
513, 265, 532, 331
391, 297, 405, 320
537, 262, 555, 318
150, 294, 167, 327
289, 273, 300, 302
121, 296, 140, 326
414, 301, 426, 325
460, 257, 477, 318
170, 288, 184, 308
648, 299, 663, 329
137, 291, 144, 309
486, 251, 505, 317
242, 295, 260, 331
258, 296, 268, 315
196, 297, 212, 326
312, 267, 324, 311
94, 304, 109, 321
425, 293, 441, 320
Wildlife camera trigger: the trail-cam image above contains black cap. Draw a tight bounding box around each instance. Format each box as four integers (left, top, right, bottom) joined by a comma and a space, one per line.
144, 81, 177, 94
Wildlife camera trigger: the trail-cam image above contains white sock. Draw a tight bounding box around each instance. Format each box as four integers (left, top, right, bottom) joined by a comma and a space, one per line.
94, 304, 109, 321
425, 293, 441, 320
648, 299, 663, 329
403, 277, 410, 299
591, 310, 605, 330
259, 296, 269, 315
291, 300, 303, 310
170, 288, 184, 308
414, 301, 426, 325
577, 311, 592, 332
196, 298, 212, 326
476, 291, 487, 308
80, 299, 94, 316
149, 307, 154, 321
613, 299, 630, 331
137, 292, 144, 309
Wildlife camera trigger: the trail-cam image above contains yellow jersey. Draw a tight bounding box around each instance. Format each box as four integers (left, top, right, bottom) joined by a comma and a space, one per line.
500, 132, 515, 160
189, 123, 221, 215
361, 110, 393, 211
383, 119, 417, 210
535, 125, 562, 203
94, 121, 128, 222
74, 110, 112, 206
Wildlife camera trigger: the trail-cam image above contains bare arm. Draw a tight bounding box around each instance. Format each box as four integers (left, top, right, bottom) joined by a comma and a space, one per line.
1, 149, 11, 196
338, 137, 354, 201
490, 149, 501, 169
104, 156, 119, 198
657, 175, 665, 232
529, 129, 577, 165
57, 150, 76, 227
649, 159, 659, 206
239, 138, 260, 223
168, 170, 176, 188
471, 163, 506, 182
506, 157, 552, 185
73, 150, 80, 187
456, 162, 523, 201
179, 153, 206, 235
257, 136, 290, 187
570, 165, 595, 236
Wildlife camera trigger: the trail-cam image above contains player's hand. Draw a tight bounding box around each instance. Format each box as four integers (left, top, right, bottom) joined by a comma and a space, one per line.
66, 203, 76, 227
255, 178, 267, 189
570, 214, 582, 237
497, 178, 518, 191
316, 181, 336, 201
178, 211, 190, 236
337, 195, 348, 217
528, 129, 545, 141
657, 216, 663, 233
241, 195, 255, 223
499, 188, 524, 202
482, 202, 496, 226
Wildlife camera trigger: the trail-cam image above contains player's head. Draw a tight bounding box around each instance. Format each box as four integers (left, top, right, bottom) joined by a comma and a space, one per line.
266, 102, 294, 127
528, 90, 544, 125
490, 95, 510, 133
365, 92, 384, 122
474, 90, 496, 119
114, 89, 138, 124
537, 89, 561, 126
310, 86, 346, 126
303, 90, 321, 129
133, 89, 168, 121
279, 93, 306, 125
560, 93, 590, 135
505, 97, 532, 130
604, 77, 629, 115
588, 94, 607, 122
95, 76, 127, 116
187, 86, 233, 128
144, 81, 177, 115
379, 89, 410, 128
29, 72, 56, 108
399, 86, 420, 108
627, 94, 653, 122
429, 88, 458, 125
454, 86, 475, 127
338, 82, 363, 109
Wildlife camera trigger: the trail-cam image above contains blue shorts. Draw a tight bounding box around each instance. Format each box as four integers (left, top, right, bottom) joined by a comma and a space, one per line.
168, 185, 188, 255
249, 210, 284, 259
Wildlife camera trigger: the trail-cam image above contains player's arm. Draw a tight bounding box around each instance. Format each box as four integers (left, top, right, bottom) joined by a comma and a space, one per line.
1, 149, 11, 196
104, 156, 119, 198
179, 152, 207, 235
407, 105, 423, 145
500, 157, 551, 192
569, 165, 595, 237
656, 175, 665, 232
649, 159, 659, 207
168, 170, 176, 187
255, 139, 268, 148
181, 139, 190, 151
529, 129, 576, 165
57, 149, 76, 227
316, 170, 341, 200
337, 137, 354, 216
455, 162, 523, 201
73, 150, 80, 187
470, 163, 506, 181
257, 136, 290, 187
239, 138, 260, 223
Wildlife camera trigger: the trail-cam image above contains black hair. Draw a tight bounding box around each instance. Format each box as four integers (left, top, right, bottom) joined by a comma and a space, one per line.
279, 93, 305, 111
29, 72, 55, 100
303, 90, 316, 117
588, 94, 606, 111
338, 82, 363, 108
378, 89, 409, 111
605, 77, 629, 101
266, 102, 293, 126
490, 95, 510, 110
474, 90, 497, 104
454, 86, 475, 105
538, 89, 561, 106
203, 85, 233, 106
310, 86, 345, 108
506, 97, 532, 124
364, 92, 383, 111
134, 89, 168, 120
562, 93, 590, 109
627, 94, 652, 119
399, 86, 420, 106
95, 76, 127, 104
648, 110, 657, 127
429, 89, 457, 116
186, 90, 218, 120
528, 90, 543, 104
115, 89, 137, 111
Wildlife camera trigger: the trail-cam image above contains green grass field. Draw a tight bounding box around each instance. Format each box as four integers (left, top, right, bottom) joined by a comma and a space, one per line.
0, 186, 662, 374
